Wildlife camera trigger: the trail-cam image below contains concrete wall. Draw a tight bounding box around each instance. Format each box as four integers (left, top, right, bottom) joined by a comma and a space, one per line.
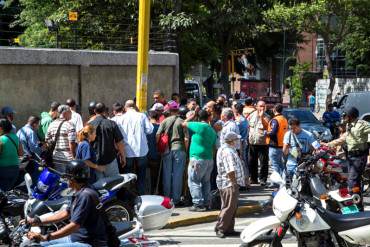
0, 48, 179, 126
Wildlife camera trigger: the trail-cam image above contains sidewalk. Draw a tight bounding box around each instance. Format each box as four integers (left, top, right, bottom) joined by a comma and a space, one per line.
165, 185, 272, 229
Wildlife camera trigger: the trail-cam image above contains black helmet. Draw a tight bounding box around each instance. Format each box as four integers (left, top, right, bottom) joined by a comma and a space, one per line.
88, 101, 97, 116
344, 107, 359, 119
64, 160, 90, 183
178, 106, 189, 119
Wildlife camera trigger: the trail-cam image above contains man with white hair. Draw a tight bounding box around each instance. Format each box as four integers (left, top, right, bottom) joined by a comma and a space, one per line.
120, 100, 154, 195
220, 108, 240, 146
45, 105, 76, 173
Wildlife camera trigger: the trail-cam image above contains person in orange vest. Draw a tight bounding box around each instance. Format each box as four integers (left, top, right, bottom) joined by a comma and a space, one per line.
266, 104, 288, 176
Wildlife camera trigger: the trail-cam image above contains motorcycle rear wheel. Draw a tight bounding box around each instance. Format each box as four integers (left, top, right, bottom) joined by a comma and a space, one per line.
104, 200, 134, 222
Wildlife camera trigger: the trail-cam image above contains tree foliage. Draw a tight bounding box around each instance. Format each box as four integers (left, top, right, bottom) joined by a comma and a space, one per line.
263, 0, 369, 101
289, 63, 310, 107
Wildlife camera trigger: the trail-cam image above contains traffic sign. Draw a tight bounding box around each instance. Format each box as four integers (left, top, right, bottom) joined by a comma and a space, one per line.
68, 11, 78, 22
14, 37, 20, 44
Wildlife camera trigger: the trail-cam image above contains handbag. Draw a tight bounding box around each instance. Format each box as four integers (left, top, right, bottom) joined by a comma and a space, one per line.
208, 189, 221, 210
157, 117, 178, 154
42, 121, 65, 165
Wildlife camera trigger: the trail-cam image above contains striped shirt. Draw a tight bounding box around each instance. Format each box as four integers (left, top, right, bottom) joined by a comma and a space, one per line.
46, 118, 76, 170
216, 144, 246, 189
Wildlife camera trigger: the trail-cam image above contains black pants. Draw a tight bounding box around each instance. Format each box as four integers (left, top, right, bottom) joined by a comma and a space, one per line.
348, 154, 367, 210
248, 145, 269, 183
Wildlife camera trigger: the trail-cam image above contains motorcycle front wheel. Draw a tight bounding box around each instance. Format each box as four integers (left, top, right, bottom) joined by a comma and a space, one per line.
104, 200, 134, 222
240, 236, 282, 247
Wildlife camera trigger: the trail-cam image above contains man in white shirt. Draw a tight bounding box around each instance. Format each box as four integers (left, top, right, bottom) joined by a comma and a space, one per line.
66, 98, 83, 133
118, 100, 154, 194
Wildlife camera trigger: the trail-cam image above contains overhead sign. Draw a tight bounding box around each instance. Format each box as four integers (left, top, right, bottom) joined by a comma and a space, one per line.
68, 11, 78, 22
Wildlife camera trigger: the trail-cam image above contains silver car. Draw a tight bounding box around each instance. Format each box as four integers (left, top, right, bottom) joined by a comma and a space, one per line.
283, 108, 332, 142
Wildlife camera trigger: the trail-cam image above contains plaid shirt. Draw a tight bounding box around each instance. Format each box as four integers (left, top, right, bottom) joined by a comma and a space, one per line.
216, 143, 246, 189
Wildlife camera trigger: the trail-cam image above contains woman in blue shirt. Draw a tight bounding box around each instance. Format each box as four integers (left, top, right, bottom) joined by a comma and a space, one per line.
76, 125, 104, 183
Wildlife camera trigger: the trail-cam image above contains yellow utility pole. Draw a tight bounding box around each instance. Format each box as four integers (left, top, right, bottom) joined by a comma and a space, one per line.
136, 0, 151, 112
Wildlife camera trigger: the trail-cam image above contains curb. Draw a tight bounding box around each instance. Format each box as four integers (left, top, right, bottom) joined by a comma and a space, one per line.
164, 204, 262, 229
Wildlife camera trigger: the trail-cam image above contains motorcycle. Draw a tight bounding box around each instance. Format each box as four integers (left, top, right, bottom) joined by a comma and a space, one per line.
10, 217, 160, 247
240, 155, 370, 247
23, 156, 174, 230
0, 189, 28, 245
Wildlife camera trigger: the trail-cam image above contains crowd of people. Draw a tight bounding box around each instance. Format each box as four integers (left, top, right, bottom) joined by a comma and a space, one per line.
0, 89, 369, 240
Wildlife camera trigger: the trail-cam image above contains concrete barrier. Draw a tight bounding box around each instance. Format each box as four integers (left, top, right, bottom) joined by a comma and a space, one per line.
0, 47, 179, 126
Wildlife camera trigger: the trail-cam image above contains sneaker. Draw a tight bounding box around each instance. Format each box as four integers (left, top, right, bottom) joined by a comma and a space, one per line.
215, 230, 225, 238
188, 205, 207, 212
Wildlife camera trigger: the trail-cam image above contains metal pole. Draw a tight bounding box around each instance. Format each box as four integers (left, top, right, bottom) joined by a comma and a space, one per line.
136, 0, 151, 112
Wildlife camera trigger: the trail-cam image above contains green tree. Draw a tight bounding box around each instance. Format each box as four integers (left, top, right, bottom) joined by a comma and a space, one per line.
289, 63, 310, 107
264, 0, 361, 103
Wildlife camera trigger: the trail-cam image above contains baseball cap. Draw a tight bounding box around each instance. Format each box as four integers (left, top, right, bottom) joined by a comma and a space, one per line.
166, 100, 179, 110
224, 131, 241, 142
1, 106, 16, 116
150, 103, 164, 111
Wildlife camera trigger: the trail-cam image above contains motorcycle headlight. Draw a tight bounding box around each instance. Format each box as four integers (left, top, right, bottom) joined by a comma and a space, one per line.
36, 181, 49, 193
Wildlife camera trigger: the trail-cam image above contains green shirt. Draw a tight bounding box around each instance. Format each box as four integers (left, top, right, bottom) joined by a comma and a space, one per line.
187, 122, 217, 160
0, 133, 20, 167
346, 119, 370, 152
38, 112, 53, 141
157, 116, 188, 151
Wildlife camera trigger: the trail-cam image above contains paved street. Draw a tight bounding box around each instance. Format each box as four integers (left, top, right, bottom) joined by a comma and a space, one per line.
148, 210, 297, 247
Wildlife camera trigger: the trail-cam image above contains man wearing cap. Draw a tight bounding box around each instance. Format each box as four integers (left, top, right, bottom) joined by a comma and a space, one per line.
118, 100, 153, 195
150, 103, 165, 123
215, 131, 246, 238
66, 98, 83, 133
38, 102, 60, 142
45, 105, 77, 173
1, 106, 17, 133
323, 107, 370, 210
156, 100, 189, 205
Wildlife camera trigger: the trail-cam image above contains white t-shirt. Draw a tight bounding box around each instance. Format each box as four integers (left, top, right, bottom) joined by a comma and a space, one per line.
70, 110, 83, 133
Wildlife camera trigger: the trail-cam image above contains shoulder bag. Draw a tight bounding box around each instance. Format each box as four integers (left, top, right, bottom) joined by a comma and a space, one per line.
157, 117, 178, 154
42, 121, 65, 165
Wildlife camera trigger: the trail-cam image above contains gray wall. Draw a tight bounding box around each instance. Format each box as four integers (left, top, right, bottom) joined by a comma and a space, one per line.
0, 48, 179, 126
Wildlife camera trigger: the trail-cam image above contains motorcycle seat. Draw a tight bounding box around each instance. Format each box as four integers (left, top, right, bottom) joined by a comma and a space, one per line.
93, 175, 126, 190
317, 208, 370, 232
112, 221, 135, 236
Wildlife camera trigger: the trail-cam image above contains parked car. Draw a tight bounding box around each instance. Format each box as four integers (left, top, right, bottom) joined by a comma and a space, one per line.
283, 108, 332, 142
335, 91, 370, 121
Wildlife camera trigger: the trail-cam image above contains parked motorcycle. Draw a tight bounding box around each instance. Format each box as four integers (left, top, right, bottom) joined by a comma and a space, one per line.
240, 156, 370, 247
0, 189, 28, 245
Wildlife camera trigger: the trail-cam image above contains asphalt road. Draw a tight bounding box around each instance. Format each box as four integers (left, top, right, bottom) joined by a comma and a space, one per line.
148, 210, 297, 247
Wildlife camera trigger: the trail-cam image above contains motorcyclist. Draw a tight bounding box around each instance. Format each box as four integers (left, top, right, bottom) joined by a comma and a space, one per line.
324, 107, 370, 210
25, 160, 107, 247
322, 103, 341, 137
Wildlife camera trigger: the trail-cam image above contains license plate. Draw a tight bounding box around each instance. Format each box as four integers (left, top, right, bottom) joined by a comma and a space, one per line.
341, 205, 359, 214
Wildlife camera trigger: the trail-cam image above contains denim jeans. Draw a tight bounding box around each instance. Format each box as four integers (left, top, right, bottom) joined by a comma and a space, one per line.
162, 150, 186, 204
269, 147, 285, 176
125, 156, 148, 195
188, 159, 214, 206
95, 158, 119, 180
0, 166, 19, 191
40, 236, 91, 247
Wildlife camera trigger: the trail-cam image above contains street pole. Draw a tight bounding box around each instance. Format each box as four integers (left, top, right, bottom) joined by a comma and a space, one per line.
136, 0, 151, 112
